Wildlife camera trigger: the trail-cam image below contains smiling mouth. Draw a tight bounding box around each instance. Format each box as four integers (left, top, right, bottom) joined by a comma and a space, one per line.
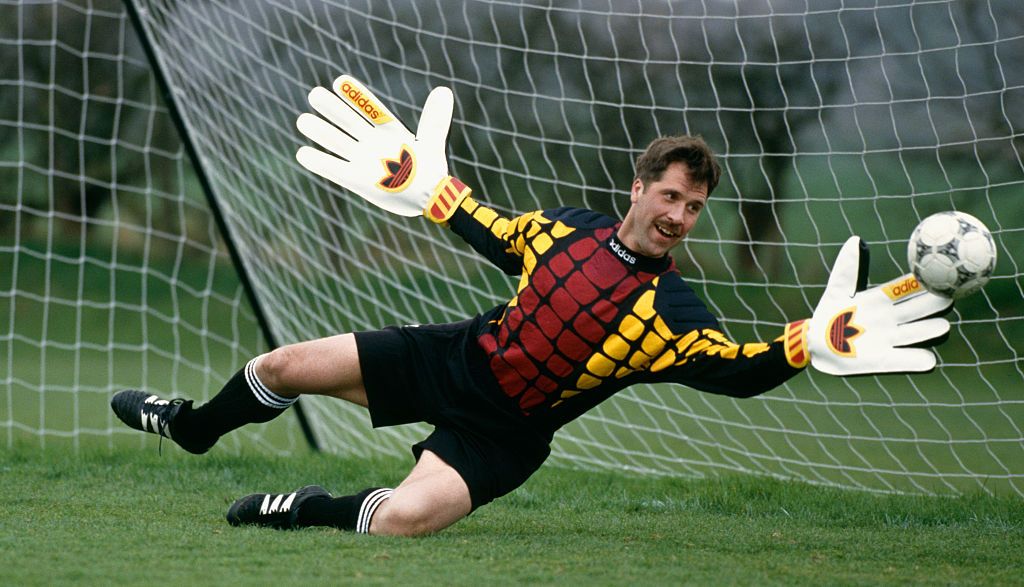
655, 223, 680, 239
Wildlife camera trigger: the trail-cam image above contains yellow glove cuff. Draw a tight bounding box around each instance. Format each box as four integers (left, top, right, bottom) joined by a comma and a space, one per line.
425, 176, 472, 224
782, 319, 810, 369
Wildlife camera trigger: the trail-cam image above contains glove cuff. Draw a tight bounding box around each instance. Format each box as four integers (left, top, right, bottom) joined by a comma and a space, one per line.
425, 176, 472, 224
782, 319, 810, 369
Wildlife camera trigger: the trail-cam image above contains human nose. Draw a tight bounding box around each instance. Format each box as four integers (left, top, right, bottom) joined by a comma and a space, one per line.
665, 202, 686, 224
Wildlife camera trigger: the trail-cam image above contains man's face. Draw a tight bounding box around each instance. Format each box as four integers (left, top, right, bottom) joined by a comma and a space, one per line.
617, 162, 708, 258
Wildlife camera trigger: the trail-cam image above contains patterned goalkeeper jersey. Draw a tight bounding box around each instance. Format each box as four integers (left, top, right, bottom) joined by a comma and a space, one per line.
447, 197, 804, 432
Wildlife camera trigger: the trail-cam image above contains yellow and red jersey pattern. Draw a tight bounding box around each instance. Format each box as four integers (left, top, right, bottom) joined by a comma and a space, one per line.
448, 197, 804, 431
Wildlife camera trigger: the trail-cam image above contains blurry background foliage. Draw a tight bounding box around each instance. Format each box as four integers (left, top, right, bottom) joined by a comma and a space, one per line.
3, 1, 1021, 286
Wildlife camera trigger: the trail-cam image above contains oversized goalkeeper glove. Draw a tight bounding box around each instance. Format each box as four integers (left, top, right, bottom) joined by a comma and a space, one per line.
295, 75, 470, 223
783, 236, 953, 376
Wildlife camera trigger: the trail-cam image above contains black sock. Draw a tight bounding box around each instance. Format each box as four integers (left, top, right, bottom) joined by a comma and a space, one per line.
173, 356, 296, 448
296, 487, 393, 533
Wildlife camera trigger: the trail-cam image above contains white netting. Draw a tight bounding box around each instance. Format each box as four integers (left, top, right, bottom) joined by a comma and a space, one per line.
5, 0, 1023, 495
0, 0, 301, 454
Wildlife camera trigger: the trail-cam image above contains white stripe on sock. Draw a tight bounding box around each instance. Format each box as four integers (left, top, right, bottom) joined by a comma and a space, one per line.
356, 488, 394, 534
245, 356, 297, 409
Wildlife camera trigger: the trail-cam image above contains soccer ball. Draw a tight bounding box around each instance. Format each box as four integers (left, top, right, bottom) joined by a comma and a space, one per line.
907, 211, 997, 299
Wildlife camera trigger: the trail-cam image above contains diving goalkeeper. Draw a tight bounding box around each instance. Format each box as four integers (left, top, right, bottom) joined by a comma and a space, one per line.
111, 76, 952, 536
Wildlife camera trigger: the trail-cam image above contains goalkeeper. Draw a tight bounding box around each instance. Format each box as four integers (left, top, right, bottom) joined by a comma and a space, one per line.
111, 76, 952, 537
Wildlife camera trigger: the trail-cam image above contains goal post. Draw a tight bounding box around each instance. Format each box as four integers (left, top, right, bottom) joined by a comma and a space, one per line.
121, 0, 320, 451
3, 0, 1022, 496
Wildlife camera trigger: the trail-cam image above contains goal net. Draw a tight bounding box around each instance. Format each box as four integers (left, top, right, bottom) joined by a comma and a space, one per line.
4, 0, 1022, 496
0, 0, 302, 454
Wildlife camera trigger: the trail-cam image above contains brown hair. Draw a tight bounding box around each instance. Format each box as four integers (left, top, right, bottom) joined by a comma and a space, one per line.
634, 135, 721, 195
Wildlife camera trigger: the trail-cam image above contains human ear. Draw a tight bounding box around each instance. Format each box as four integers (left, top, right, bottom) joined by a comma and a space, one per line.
630, 179, 644, 204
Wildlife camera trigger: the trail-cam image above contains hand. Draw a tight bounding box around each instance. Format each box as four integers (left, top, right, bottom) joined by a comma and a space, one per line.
784, 236, 953, 376
295, 75, 468, 221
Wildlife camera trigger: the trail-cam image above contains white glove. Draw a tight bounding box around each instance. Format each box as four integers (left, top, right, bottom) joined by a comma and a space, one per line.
783, 236, 953, 375
295, 75, 470, 223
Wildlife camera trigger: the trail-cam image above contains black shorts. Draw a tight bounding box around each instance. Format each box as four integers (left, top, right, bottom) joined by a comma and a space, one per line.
354, 320, 551, 510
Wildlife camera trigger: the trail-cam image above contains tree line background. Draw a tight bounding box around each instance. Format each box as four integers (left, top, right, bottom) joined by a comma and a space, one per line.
4, 0, 1022, 266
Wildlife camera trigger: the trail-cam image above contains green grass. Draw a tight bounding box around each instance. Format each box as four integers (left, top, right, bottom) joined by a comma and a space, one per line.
3, 160, 1023, 583
1, 447, 1021, 586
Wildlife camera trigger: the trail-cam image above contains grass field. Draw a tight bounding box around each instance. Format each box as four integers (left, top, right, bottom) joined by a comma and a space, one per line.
3, 164, 1023, 583
2, 446, 1022, 586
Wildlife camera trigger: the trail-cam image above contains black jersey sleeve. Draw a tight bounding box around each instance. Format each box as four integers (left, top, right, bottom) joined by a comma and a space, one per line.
446, 197, 541, 275
660, 332, 802, 398
646, 274, 804, 398
446, 198, 615, 276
